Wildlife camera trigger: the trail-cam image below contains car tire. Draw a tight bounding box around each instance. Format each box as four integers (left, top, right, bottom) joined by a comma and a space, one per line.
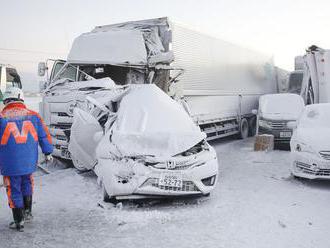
102, 183, 118, 204
239, 118, 249, 139
71, 156, 87, 171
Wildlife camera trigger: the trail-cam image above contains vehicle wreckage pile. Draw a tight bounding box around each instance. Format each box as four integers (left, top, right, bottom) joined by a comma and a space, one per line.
67, 77, 218, 201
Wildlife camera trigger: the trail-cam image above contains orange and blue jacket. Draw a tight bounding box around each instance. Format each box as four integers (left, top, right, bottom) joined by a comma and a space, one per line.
0, 102, 53, 176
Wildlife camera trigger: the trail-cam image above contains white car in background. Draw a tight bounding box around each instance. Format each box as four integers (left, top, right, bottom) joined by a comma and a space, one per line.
255, 93, 305, 146
290, 103, 330, 179
69, 83, 219, 201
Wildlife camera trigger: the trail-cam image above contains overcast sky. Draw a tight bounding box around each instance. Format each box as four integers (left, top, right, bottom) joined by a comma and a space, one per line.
1, 0, 330, 91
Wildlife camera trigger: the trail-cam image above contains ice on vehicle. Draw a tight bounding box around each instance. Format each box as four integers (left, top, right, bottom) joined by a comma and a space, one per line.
69, 84, 218, 200
110, 85, 206, 158
290, 103, 330, 179
259, 93, 305, 120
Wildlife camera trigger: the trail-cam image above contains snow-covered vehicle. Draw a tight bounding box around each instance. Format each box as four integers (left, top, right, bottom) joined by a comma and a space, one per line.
69, 83, 218, 200
290, 103, 330, 179
0, 64, 22, 97
254, 93, 305, 145
38, 17, 278, 160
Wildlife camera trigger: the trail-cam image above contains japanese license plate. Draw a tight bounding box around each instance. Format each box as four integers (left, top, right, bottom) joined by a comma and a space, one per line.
280, 131, 292, 138
159, 174, 183, 188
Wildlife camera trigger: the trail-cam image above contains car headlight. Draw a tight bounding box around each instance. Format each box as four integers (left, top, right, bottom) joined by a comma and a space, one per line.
295, 142, 315, 154
259, 119, 272, 129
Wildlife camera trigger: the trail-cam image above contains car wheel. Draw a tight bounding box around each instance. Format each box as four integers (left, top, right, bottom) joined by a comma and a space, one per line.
239, 118, 249, 139
71, 156, 86, 171
102, 183, 118, 204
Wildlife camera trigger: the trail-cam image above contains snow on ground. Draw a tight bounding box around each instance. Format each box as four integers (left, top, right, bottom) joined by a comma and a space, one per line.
0, 98, 330, 247
1, 137, 330, 248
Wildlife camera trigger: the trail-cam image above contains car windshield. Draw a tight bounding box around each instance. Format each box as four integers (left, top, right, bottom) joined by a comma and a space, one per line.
298, 104, 330, 128
261, 94, 304, 115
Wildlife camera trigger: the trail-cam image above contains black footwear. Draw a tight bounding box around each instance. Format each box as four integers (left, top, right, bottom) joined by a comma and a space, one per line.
9, 208, 25, 231
23, 196, 33, 222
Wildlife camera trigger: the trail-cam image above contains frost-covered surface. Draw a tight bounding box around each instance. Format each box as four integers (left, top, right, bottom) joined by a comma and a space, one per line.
1, 138, 330, 248
110, 85, 205, 157
259, 93, 305, 120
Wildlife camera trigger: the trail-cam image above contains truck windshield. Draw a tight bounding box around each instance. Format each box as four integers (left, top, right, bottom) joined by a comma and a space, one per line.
261, 95, 304, 115
288, 72, 303, 94
51, 62, 77, 82
6, 68, 22, 89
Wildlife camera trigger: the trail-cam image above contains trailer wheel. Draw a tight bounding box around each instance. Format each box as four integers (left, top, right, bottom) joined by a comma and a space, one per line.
239, 118, 249, 139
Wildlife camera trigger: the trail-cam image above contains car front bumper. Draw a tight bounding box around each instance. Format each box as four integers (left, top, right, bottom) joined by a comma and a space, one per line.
96, 152, 219, 199
291, 152, 330, 179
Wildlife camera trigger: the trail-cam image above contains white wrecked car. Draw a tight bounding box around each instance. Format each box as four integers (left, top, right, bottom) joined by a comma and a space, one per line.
69, 84, 219, 201
290, 103, 330, 179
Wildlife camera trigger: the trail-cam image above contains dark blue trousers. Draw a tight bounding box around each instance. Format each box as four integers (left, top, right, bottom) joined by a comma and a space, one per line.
3, 174, 33, 209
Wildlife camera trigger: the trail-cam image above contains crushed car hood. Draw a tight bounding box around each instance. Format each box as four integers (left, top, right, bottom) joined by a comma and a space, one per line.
106, 85, 206, 158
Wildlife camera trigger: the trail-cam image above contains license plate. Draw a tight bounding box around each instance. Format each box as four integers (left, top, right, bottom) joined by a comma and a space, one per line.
159, 174, 183, 188
280, 131, 292, 138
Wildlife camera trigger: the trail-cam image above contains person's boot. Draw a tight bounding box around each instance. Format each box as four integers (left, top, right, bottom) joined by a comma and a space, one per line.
9, 208, 25, 232
23, 196, 33, 222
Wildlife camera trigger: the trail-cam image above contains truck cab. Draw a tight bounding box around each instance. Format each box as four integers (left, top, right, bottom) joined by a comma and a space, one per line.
254, 93, 305, 146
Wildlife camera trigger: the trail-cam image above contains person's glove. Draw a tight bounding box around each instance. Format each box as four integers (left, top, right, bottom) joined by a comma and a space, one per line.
45, 154, 53, 163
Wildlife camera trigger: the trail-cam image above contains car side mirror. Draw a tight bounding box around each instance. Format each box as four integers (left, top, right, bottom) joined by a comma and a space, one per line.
287, 121, 297, 129
38, 62, 47, 77
252, 109, 258, 115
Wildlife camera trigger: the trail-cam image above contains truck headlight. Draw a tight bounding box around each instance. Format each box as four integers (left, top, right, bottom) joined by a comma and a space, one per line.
259, 119, 272, 129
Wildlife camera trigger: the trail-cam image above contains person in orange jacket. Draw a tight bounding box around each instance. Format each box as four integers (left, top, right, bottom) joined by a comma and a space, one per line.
0, 87, 53, 231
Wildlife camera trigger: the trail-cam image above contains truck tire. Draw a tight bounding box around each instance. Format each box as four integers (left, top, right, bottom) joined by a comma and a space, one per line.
239, 118, 249, 139
248, 117, 257, 137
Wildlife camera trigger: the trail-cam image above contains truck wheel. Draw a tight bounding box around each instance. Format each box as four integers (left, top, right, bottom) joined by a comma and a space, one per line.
239, 118, 249, 139
248, 117, 257, 137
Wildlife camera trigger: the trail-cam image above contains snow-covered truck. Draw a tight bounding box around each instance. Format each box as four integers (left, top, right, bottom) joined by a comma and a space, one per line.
290, 45, 330, 104
38, 17, 277, 160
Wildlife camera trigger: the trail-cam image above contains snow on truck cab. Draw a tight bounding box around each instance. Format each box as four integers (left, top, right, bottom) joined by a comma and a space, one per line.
68, 83, 218, 200
38, 17, 278, 160
253, 93, 305, 145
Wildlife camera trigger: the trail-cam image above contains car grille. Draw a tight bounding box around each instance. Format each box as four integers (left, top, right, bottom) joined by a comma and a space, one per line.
319, 151, 330, 160
142, 178, 200, 192
270, 121, 287, 130
295, 161, 330, 176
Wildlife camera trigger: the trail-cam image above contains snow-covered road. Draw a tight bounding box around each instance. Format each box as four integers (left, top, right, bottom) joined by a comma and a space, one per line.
1, 137, 330, 248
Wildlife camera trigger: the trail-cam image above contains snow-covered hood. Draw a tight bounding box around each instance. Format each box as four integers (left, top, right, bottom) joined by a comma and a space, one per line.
261, 112, 299, 121
295, 127, 330, 152
109, 85, 206, 157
